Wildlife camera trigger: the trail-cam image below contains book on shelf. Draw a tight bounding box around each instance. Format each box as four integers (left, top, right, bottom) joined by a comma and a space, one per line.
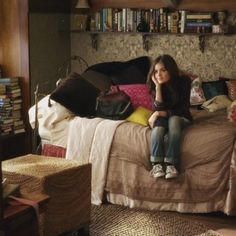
184, 26, 212, 33
90, 7, 226, 34
126, 8, 133, 32
0, 78, 20, 90
0, 76, 25, 136
13, 119, 24, 126
12, 103, 22, 110
0, 84, 6, 94
0, 111, 12, 117
0, 102, 11, 107
186, 12, 213, 20
186, 22, 213, 27
0, 94, 8, 99
14, 127, 25, 134
0, 118, 14, 125
0, 105, 13, 111
6, 87, 21, 94
11, 98, 23, 104
0, 126, 13, 134
149, 9, 155, 32
186, 18, 214, 23
0, 97, 11, 102
0, 77, 19, 83
107, 8, 113, 31
12, 110, 22, 119
179, 10, 186, 33
6, 91, 21, 98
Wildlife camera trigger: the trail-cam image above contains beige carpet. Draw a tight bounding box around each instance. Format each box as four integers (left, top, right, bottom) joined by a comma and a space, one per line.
89, 204, 222, 236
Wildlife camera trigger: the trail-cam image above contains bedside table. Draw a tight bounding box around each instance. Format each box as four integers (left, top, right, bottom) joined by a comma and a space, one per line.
2, 154, 92, 236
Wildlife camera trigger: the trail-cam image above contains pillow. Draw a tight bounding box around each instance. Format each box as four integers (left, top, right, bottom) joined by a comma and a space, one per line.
28, 95, 73, 129
126, 106, 153, 126
86, 56, 151, 78
189, 75, 206, 106
201, 95, 232, 112
111, 84, 153, 110
228, 100, 236, 121
226, 80, 236, 101
219, 76, 232, 81
202, 80, 228, 101
111, 65, 147, 85
81, 69, 112, 91
50, 72, 99, 116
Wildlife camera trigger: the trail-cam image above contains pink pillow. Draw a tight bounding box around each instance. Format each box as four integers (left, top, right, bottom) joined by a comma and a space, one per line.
111, 84, 153, 110
226, 80, 236, 101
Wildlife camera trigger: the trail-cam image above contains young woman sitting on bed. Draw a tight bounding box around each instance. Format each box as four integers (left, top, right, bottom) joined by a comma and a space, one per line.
147, 54, 192, 179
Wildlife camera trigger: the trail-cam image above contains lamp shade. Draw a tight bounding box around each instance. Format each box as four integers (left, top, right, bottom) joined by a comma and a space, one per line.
75, 0, 90, 9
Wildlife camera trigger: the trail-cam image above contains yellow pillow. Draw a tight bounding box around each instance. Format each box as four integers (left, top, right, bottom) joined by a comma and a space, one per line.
126, 106, 153, 126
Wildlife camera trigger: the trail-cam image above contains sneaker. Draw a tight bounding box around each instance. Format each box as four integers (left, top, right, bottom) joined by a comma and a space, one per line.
165, 165, 178, 179
150, 164, 165, 178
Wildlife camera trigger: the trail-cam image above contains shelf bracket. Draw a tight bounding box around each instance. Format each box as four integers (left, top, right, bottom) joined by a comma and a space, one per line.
90, 33, 98, 50
199, 34, 205, 53
142, 34, 150, 52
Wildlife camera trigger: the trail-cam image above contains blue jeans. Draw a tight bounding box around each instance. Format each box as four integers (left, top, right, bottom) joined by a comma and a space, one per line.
150, 116, 191, 165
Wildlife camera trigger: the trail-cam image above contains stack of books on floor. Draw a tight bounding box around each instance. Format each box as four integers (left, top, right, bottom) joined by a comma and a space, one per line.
0, 77, 25, 136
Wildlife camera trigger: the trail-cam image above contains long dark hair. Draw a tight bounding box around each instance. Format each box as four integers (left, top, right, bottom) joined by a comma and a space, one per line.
146, 54, 180, 101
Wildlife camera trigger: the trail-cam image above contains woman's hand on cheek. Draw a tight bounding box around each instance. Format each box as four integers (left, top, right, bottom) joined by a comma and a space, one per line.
151, 75, 159, 87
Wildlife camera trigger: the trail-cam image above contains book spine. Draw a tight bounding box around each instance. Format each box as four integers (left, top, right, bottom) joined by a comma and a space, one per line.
186, 22, 213, 27
186, 13, 212, 20
107, 8, 113, 31
126, 8, 133, 32
122, 8, 127, 32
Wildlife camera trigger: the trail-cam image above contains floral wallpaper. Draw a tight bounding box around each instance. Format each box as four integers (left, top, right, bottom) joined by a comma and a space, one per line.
71, 13, 236, 82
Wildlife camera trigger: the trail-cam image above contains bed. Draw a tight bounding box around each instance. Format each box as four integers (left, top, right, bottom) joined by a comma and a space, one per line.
28, 97, 236, 215
28, 57, 236, 215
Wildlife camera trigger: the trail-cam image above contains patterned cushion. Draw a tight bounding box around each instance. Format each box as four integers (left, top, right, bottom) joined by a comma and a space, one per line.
111, 84, 153, 110
190, 75, 206, 105
228, 100, 236, 121
226, 80, 236, 101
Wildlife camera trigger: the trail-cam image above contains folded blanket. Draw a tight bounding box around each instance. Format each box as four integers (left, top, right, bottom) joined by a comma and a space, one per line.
66, 117, 124, 204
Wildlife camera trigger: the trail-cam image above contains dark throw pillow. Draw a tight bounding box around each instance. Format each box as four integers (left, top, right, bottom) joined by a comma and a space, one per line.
50, 72, 99, 117
111, 65, 147, 85
202, 80, 228, 100
85, 56, 151, 84
81, 70, 112, 91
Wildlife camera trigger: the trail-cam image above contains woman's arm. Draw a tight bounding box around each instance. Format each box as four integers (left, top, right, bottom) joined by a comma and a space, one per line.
148, 110, 168, 128
152, 75, 163, 103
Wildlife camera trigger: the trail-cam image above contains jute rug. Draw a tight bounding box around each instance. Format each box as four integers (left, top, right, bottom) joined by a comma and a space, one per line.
88, 204, 222, 236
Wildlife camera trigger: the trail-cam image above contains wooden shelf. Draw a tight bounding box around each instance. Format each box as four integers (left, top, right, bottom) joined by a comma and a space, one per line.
68, 30, 234, 52
89, 0, 236, 12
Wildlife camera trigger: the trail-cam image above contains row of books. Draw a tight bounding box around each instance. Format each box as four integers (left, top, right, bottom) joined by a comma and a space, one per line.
0, 77, 25, 136
89, 8, 225, 34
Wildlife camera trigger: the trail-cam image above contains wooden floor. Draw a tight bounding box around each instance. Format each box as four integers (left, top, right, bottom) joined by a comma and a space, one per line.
175, 212, 236, 236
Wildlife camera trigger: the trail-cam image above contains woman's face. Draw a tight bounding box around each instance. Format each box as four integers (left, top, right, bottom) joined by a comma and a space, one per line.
153, 62, 170, 84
